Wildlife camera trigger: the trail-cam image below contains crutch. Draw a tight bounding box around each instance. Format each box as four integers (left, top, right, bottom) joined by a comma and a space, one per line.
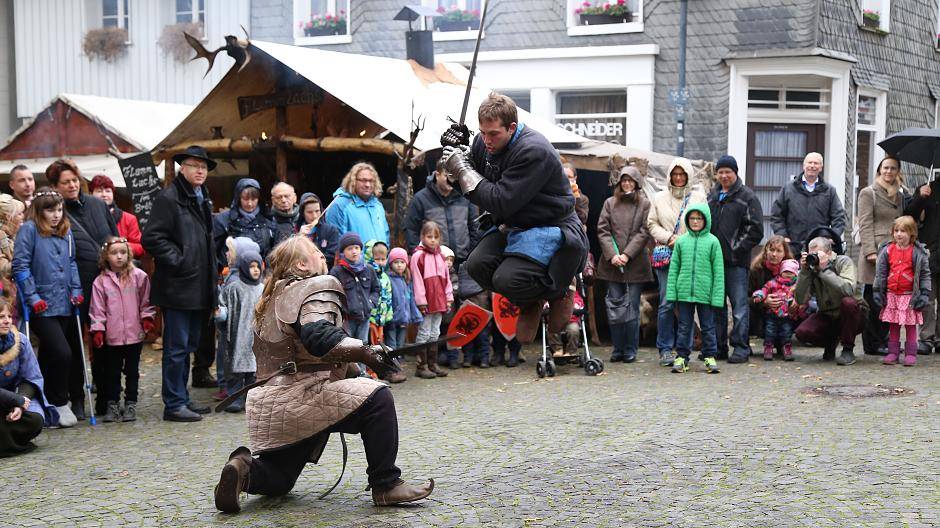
75, 307, 97, 426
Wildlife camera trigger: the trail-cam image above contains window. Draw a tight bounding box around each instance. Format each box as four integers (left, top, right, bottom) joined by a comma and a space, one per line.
174, 0, 205, 38
293, 0, 351, 45
936, 0, 940, 49
747, 88, 828, 111
502, 91, 531, 113
860, 0, 890, 32
566, 0, 644, 36
421, 0, 485, 42
554, 91, 628, 144
746, 123, 825, 239
102, 0, 129, 29
855, 90, 886, 195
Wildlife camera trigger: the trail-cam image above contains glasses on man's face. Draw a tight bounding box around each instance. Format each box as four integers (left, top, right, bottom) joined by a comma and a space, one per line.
182, 162, 208, 171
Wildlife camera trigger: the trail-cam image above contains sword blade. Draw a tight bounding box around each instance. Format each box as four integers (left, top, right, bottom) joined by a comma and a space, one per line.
390, 333, 465, 356
457, 0, 489, 126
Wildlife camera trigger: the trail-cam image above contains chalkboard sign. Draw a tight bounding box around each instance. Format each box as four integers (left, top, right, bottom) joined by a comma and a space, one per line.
118, 152, 162, 227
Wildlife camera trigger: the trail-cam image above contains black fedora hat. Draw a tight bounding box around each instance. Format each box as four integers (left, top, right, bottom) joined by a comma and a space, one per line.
172, 145, 217, 171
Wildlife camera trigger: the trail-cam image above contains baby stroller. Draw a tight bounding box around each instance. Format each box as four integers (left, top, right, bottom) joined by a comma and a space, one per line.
537, 274, 604, 377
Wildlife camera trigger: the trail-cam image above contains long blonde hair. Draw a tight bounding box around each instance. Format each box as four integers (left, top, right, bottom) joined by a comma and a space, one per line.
254, 235, 326, 325
340, 162, 383, 197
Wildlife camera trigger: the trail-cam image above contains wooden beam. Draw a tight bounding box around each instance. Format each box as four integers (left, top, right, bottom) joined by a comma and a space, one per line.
275, 106, 288, 183
165, 156, 175, 186
155, 136, 408, 164
281, 136, 406, 157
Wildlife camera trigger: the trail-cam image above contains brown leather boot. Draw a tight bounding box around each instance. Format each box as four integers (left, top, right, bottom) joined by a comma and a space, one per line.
515, 302, 543, 343
547, 292, 574, 334
372, 478, 435, 506
426, 347, 448, 377
214, 446, 252, 513
415, 350, 436, 379
382, 370, 408, 383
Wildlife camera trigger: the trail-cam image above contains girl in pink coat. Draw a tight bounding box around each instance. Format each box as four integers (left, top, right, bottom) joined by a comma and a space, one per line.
89, 237, 156, 423
410, 221, 453, 378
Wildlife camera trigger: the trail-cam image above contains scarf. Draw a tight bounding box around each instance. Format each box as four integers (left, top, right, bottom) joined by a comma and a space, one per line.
338, 255, 366, 273
193, 185, 205, 205
875, 177, 900, 199
764, 259, 782, 277
238, 207, 259, 221
0, 331, 15, 353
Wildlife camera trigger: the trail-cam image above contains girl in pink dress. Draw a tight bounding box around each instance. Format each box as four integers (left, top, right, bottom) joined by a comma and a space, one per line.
873, 216, 931, 366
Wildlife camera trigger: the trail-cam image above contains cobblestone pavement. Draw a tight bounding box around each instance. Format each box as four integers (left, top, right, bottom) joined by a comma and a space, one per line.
4, 341, 939, 527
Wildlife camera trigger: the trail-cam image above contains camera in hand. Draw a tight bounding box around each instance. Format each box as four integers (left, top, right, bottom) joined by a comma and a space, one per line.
805, 252, 819, 268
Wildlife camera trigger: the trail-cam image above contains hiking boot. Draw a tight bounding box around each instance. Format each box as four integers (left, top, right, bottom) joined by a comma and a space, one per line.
836, 346, 856, 366
763, 342, 775, 361
659, 350, 676, 367
671, 357, 689, 373
704, 357, 720, 374
822, 343, 837, 361
883, 342, 900, 365
429, 363, 449, 377
782, 342, 794, 361
122, 401, 137, 422
372, 479, 434, 506
416, 366, 436, 379
383, 370, 408, 384
102, 401, 121, 423
515, 302, 543, 343
547, 293, 574, 334
214, 446, 252, 513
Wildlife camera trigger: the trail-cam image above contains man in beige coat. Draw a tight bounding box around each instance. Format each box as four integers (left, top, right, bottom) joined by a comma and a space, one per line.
646, 157, 706, 365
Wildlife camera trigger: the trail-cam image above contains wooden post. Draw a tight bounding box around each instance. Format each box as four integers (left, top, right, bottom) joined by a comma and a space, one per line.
164, 157, 175, 186
274, 64, 288, 183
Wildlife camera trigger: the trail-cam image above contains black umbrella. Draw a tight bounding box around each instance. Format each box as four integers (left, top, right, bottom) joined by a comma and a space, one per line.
877, 127, 940, 168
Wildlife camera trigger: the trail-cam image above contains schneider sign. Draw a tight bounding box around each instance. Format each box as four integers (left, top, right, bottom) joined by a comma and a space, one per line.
557, 120, 625, 140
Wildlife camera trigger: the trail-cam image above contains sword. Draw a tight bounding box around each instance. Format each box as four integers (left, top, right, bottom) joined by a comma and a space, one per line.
441, 0, 489, 148
458, 0, 489, 126
386, 333, 466, 356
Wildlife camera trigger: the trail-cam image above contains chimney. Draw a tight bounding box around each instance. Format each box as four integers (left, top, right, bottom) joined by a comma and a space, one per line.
394, 5, 437, 69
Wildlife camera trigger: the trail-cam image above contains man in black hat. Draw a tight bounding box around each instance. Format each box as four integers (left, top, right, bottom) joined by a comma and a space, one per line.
142, 146, 219, 422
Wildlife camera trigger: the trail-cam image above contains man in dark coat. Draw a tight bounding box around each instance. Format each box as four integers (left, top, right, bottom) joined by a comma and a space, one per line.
441, 94, 588, 343
267, 182, 299, 246
707, 155, 764, 363
405, 161, 480, 260
142, 146, 219, 422
770, 152, 846, 256
905, 180, 940, 354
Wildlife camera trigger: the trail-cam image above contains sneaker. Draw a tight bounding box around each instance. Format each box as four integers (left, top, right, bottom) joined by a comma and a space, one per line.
704, 357, 720, 374
102, 401, 121, 423
462, 359, 472, 368
56, 404, 78, 428
659, 350, 676, 367
762, 342, 774, 361
671, 357, 689, 373
122, 401, 137, 422
479, 360, 490, 368
782, 342, 794, 361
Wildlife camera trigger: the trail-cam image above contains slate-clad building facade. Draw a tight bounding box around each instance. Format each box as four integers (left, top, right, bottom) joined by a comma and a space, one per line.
254, 0, 940, 240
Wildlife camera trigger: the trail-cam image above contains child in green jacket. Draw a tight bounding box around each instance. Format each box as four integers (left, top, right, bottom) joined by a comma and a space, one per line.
665, 203, 725, 373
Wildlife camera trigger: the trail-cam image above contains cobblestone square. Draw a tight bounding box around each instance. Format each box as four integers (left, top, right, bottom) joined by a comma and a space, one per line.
4, 343, 939, 527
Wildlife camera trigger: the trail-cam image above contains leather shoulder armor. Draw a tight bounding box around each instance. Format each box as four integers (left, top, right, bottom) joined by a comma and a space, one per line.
274, 275, 347, 326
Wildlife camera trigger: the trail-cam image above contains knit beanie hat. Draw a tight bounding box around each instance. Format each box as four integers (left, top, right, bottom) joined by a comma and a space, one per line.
715, 155, 738, 174
389, 247, 408, 265
440, 245, 455, 260
338, 232, 363, 252
89, 174, 115, 192
780, 259, 800, 276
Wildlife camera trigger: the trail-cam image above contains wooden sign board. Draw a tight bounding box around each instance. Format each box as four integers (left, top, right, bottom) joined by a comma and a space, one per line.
118, 152, 162, 227
237, 87, 325, 120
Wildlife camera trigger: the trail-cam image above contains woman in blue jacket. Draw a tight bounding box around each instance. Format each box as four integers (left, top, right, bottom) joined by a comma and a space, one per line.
323, 162, 390, 245
12, 188, 84, 427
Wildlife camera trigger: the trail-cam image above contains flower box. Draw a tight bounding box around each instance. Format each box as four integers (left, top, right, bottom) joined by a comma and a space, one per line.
579, 12, 632, 25
304, 22, 346, 37
437, 19, 480, 32
862, 10, 880, 28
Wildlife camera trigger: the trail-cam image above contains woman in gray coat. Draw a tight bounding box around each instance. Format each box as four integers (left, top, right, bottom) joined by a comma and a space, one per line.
856, 155, 906, 355
596, 166, 653, 363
